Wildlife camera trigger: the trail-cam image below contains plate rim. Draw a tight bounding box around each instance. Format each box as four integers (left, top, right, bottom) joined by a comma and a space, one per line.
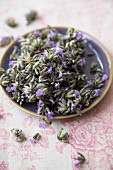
0, 26, 113, 119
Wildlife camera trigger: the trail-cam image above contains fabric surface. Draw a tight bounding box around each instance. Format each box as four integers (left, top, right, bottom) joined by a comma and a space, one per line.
0, 0, 113, 169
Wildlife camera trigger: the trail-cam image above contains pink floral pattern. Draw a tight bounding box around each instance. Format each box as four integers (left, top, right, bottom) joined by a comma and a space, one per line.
1, 0, 113, 170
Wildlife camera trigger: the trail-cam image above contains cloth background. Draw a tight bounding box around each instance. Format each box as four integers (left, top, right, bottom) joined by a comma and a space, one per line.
0, 0, 113, 169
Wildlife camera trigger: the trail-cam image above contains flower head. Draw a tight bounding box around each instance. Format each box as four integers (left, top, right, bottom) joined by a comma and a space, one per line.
6, 87, 12, 93
47, 111, 54, 119
47, 67, 53, 74
71, 103, 77, 112
39, 122, 47, 129
28, 137, 37, 144
36, 89, 45, 97
73, 162, 81, 168
102, 74, 108, 82
9, 60, 15, 66
58, 71, 63, 78
55, 46, 64, 56
39, 100, 44, 107
87, 80, 92, 86
46, 41, 56, 47
33, 30, 40, 37
79, 59, 86, 67
62, 61, 67, 68
73, 90, 80, 98
48, 31, 56, 38
76, 32, 83, 40
95, 89, 101, 97
55, 82, 60, 89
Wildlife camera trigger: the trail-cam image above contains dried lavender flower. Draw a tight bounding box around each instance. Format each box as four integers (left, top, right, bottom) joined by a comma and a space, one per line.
0, 36, 14, 47
25, 10, 38, 25
57, 128, 69, 143
73, 152, 86, 168
11, 128, 26, 142
6, 18, 18, 28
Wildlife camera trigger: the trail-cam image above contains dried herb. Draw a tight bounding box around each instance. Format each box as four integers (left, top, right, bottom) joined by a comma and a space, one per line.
57, 128, 69, 143
25, 10, 38, 25
28, 133, 41, 144
0, 36, 14, 47
0, 27, 108, 117
73, 152, 86, 168
11, 128, 26, 142
6, 18, 18, 28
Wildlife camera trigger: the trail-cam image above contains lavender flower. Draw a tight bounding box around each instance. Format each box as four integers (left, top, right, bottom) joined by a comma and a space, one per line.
36, 89, 45, 97
55, 46, 64, 56
77, 104, 82, 109
39, 100, 44, 107
61, 37, 65, 42
48, 31, 56, 38
62, 61, 67, 68
11, 86, 16, 92
102, 74, 108, 82
49, 98, 55, 104
73, 90, 80, 98
39, 121, 47, 129
87, 80, 92, 86
79, 59, 86, 67
6, 87, 12, 92
28, 137, 37, 144
9, 60, 15, 66
95, 89, 101, 97
33, 30, 40, 37
76, 32, 83, 40
73, 162, 81, 168
47, 67, 53, 74
71, 103, 77, 111
46, 41, 56, 47
58, 71, 63, 78
55, 82, 60, 89
47, 111, 54, 119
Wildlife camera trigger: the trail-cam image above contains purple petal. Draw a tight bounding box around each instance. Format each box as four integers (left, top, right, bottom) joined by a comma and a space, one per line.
73, 90, 80, 98
102, 74, 108, 82
73, 162, 81, 168
33, 30, 40, 37
71, 103, 77, 111
11, 86, 16, 91
62, 61, 67, 68
47, 111, 54, 119
79, 59, 86, 67
39, 100, 44, 107
9, 60, 15, 66
47, 67, 53, 74
49, 98, 55, 104
95, 89, 101, 97
6, 87, 12, 93
48, 31, 56, 38
77, 104, 82, 109
55, 82, 60, 89
36, 89, 45, 97
58, 71, 63, 78
76, 32, 83, 40
39, 122, 47, 129
55, 47, 64, 56
46, 41, 56, 47
87, 80, 92, 86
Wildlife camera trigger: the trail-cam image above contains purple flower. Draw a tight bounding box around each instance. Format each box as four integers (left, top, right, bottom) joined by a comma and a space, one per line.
39, 100, 44, 107
47, 67, 53, 74
39, 122, 47, 129
46, 41, 56, 47
71, 103, 77, 111
47, 111, 54, 119
73, 162, 81, 168
79, 59, 86, 67
28, 137, 36, 144
33, 30, 40, 37
6, 87, 12, 93
36, 89, 45, 97
58, 71, 63, 78
62, 61, 67, 68
76, 32, 83, 40
61, 37, 65, 42
95, 89, 101, 97
55, 82, 60, 89
55, 46, 64, 56
9, 60, 15, 66
102, 74, 108, 82
72, 64, 77, 69
11, 86, 16, 91
48, 31, 56, 38
73, 90, 80, 98
77, 104, 82, 109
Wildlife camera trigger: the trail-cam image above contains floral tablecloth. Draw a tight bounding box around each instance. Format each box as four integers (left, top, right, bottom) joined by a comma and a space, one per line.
0, 0, 113, 170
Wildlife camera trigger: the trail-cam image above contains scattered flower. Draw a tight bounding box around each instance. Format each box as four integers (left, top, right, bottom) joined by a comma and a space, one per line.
6, 18, 18, 27
0, 36, 14, 47
11, 128, 26, 142
57, 128, 69, 143
39, 122, 47, 129
25, 10, 38, 25
47, 111, 54, 119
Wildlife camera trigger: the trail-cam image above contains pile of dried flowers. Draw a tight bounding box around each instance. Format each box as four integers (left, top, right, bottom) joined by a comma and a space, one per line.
0, 27, 108, 118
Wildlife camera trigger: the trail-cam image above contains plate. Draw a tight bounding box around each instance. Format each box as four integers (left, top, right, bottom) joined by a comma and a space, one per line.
0, 27, 112, 119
